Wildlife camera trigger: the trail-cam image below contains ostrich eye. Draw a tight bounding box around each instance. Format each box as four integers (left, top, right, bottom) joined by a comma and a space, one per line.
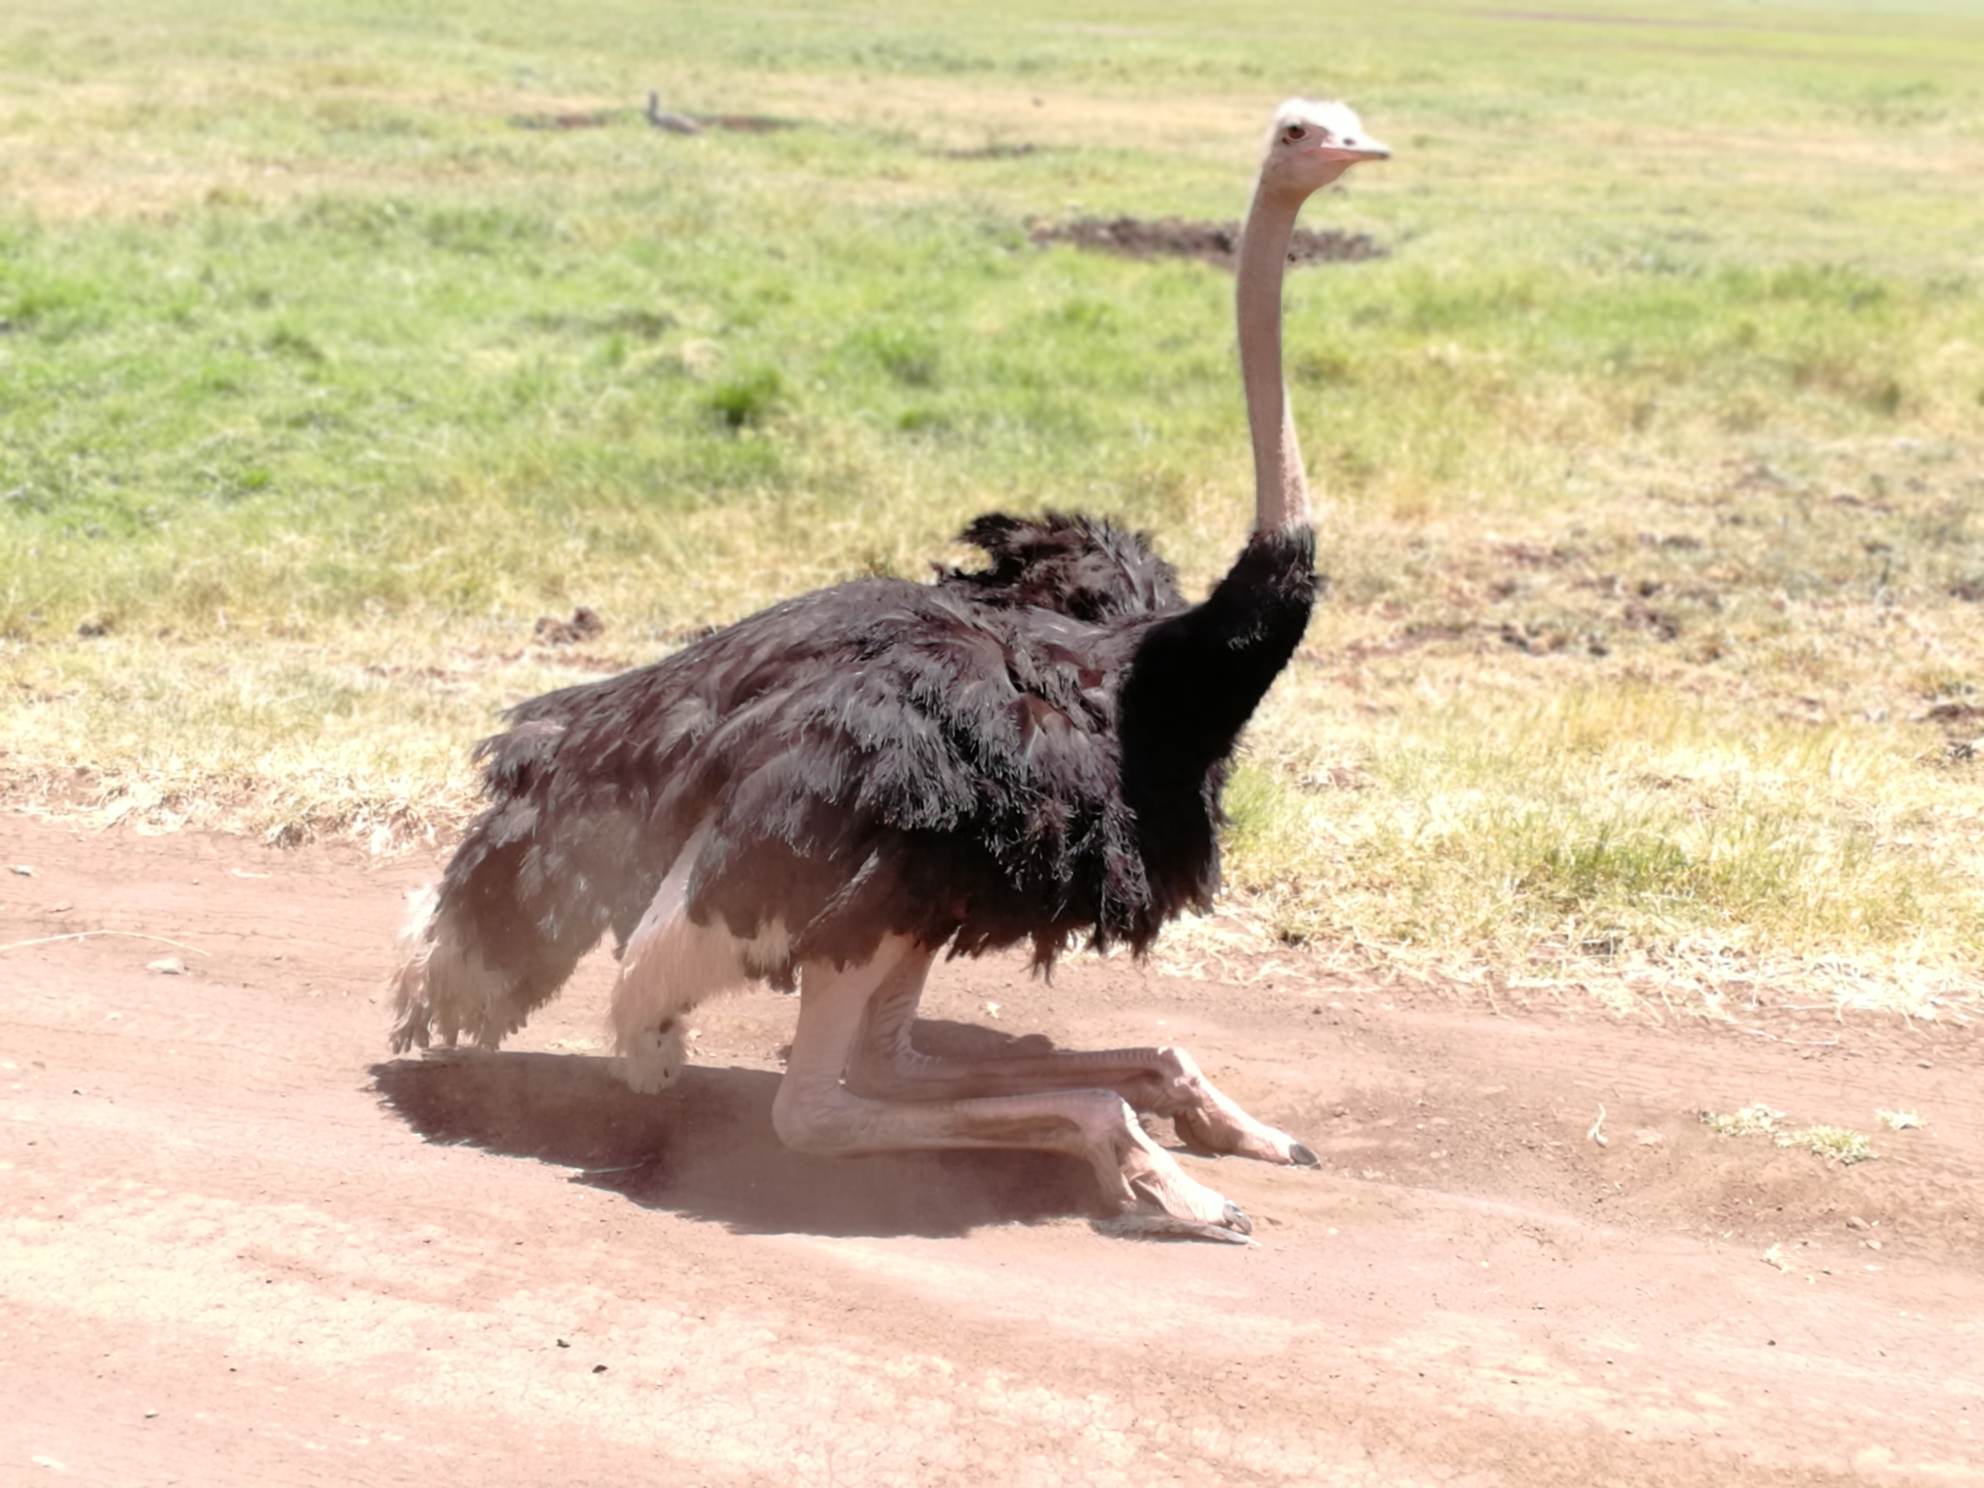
1284, 123, 1306, 141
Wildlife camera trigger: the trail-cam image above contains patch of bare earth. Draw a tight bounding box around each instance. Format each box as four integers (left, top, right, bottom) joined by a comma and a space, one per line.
3, 814, 1979, 1485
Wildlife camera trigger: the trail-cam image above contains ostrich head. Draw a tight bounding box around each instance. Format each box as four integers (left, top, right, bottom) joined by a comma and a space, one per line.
1259, 98, 1389, 202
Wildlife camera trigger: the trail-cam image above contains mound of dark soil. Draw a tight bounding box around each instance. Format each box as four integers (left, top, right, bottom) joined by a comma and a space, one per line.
943, 143, 1042, 161
533, 605, 605, 646
1030, 215, 1385, 270
509, 110, 617, 131
506, 110, 799, 133
696, 114, 798, 134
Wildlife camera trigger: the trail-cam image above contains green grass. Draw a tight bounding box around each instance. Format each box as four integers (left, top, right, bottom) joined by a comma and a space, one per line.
1702, 1105, 1875, 1164
3, 0, 1982, 1012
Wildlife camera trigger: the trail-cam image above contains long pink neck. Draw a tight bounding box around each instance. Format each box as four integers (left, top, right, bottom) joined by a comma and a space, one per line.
1235, 184, 1310, 533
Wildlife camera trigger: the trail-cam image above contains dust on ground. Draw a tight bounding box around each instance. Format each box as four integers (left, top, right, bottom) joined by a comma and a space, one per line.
3, 815, 1980, 1486
1030, 215, 1386, 270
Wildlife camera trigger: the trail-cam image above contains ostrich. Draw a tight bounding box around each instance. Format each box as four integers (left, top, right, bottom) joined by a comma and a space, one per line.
390, 99, 1389, 1241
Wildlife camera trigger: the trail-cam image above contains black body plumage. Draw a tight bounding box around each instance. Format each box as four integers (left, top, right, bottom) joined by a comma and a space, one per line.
419, 513, 1314, 1032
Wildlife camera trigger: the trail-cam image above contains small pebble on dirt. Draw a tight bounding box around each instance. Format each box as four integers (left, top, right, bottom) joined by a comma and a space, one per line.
147, 958, 184, 975
10, 864, 33, 876
592, 1364, 608, 1374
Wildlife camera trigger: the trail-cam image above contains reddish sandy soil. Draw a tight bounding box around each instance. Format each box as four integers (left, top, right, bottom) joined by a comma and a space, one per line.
3, 814, 1980, 1486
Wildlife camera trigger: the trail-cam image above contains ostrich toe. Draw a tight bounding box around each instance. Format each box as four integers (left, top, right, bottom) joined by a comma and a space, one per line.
1155, 1049, 1316, 1167
1095, 1212, 1256, 1245
1115, 1151, 1254, 1242
1172, 1099, 1315, 1168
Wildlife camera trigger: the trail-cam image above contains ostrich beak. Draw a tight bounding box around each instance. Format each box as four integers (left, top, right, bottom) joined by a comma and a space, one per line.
1322, 134, 1390, 163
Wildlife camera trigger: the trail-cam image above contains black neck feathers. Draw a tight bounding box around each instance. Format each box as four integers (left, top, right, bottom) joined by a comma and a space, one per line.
1116, 524, 1317, 915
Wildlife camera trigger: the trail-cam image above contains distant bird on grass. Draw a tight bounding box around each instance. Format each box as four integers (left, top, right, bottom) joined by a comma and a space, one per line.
391, 99, 1389, 1240
645, 91, 701, 135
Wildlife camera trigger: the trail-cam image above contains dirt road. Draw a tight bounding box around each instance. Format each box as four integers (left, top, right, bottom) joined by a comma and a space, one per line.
3, 815, 1979, 1485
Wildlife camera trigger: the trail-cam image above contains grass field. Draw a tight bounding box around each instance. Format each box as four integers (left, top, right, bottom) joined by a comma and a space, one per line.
3, 0, 1982, 1010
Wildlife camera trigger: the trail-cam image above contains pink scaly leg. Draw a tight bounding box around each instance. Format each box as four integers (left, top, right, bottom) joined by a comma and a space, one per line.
843, 956, 1318, 1169
772, 938, 1253, 1240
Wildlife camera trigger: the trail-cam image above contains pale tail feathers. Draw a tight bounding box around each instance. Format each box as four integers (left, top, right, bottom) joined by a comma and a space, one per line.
387, 885, 440, 1052
389, 824, 789, 1089
387, 884, 536, 1054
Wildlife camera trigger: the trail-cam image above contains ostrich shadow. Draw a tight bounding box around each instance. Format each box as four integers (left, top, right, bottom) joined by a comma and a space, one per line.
369, 1019, 1100, 1239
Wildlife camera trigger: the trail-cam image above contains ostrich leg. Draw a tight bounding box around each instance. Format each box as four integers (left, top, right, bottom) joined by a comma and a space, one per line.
843, 955, 1318, 1167
772, 937, 1254, 1237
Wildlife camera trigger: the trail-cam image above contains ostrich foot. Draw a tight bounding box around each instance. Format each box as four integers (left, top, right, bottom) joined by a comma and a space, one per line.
1159, 1048, 1317, 1167
617, 1017, 688, 1093
1173, 1102, 1318, 1166
1102, 1113, 1255, 1240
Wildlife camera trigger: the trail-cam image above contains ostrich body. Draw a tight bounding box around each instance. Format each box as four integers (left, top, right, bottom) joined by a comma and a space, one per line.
390, 100, 1388, 1239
